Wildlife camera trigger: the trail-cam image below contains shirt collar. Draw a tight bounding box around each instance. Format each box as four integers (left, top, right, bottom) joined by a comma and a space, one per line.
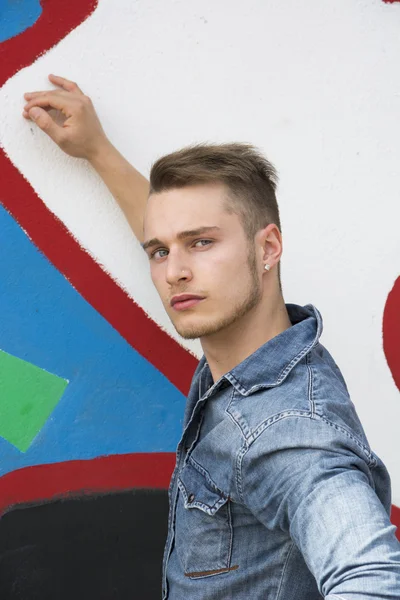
196, 303, 323, 398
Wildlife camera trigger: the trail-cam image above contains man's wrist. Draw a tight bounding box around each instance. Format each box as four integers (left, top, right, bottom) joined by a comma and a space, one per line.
88, 138, 118, 173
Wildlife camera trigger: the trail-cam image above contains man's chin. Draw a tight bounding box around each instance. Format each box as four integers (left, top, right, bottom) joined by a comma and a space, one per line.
173, 318, 225, 341
174, 325, 204, 340
171, 318, 207, 340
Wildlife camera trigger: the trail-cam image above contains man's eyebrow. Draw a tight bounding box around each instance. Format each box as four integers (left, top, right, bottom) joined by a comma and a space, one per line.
141, 226, 221, 251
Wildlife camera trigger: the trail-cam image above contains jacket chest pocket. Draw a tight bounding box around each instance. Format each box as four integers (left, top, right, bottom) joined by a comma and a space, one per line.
175, 461, 238, 579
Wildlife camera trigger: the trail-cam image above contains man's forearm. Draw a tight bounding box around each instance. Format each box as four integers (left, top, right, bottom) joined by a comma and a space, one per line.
89, 141, 149, 243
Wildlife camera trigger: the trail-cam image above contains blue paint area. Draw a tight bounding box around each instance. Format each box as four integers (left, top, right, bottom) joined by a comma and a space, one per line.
0, 206, 186, 477
0, 0, 42, 43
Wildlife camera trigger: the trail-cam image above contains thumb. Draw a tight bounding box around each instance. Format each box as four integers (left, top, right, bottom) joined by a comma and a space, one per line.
29, 107, 61, 143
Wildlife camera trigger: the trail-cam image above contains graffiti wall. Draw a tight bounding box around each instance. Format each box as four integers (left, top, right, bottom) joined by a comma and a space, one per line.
0, 0, 399, 597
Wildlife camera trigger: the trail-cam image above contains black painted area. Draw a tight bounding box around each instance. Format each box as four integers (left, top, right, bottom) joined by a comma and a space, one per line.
0, 489, 169, 599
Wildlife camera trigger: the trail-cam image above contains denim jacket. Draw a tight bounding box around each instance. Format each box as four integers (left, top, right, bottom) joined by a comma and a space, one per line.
162, 304, 400, 599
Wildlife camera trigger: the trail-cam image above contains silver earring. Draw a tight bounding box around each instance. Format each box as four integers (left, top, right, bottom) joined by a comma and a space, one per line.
264, 264, 271, 271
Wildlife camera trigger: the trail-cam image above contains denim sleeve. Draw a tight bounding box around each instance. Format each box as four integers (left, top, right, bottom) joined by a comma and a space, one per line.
240, 415, 400, 599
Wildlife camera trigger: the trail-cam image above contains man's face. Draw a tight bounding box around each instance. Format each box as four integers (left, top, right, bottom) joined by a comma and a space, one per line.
143, 182, 262, 340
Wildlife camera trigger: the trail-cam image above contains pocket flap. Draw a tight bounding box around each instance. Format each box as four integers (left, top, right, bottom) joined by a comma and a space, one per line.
178, 461, 229, 515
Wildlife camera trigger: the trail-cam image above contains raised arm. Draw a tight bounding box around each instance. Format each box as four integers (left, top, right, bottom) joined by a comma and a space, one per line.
23, 75, 149, 242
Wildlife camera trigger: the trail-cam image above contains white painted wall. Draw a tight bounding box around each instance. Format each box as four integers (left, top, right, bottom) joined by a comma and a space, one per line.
1, 0, 399, 500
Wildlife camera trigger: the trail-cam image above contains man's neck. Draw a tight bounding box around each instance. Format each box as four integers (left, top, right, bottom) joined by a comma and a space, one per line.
200, 295, 292, 383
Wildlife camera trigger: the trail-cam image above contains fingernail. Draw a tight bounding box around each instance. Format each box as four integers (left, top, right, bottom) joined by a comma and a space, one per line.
29, 108, 40, 120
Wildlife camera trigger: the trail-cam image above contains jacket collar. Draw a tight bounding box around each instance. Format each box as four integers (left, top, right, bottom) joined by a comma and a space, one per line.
195, 304, 323, 398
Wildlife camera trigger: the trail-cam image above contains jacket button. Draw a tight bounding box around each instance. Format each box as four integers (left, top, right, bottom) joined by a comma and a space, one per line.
188, 493, 195, 503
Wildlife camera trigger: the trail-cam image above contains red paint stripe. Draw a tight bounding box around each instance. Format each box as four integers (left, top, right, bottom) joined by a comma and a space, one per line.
383, 277, 400, 391
0, 0, 97, 88
391, 504, 400, 541
1, 456, 399, 543
0, 0, 198, 396
0, 454, 175, 515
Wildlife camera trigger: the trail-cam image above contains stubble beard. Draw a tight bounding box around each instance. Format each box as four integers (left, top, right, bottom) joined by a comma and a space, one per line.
174, 245, 262, 340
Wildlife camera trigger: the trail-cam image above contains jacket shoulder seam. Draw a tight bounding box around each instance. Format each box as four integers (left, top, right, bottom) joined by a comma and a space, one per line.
247, 410, 312, 445
313, 413, 376, 466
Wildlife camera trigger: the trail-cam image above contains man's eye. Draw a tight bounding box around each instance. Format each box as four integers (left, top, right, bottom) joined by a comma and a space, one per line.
194, 239, 212, 248
151, 248, 168, 259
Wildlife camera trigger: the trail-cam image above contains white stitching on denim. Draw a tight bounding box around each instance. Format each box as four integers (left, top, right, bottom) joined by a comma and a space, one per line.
226, 388, 249, 439
236, 443, 248, 503
305, 353, 315, 417
178, 461, 229, 513
226, 407, 247, 439
275, 542, 295, 600
226, 498, 234, 567
242, 410, 375, 467
275, 345, 313, 385
314, 413, 376, 467
227, 305, 323, 395
274, 306, 322, 383
248, 410, 312, 445
189, 456, 224, 492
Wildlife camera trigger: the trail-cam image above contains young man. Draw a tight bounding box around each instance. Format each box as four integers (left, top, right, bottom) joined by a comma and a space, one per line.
23, 76, 400, 599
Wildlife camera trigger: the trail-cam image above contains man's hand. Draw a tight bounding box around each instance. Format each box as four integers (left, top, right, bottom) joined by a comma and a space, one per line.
23, 74, 110, 161
23, 74, 149, 242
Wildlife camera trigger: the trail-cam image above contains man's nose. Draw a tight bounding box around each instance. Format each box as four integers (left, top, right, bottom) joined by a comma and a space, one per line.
165, 251, 193, 286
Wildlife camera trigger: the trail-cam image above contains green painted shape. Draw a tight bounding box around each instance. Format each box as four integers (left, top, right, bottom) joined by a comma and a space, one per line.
0, 350, 68, 452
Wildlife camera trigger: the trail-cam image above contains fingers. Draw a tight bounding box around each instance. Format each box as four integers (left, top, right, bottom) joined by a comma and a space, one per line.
48, 74, 83, 94
22, 75, 101, 158
24, 91, 55, 101
23, 92, 74, 115
24, 75, 83, 102
24, 89, 72, 101
23, 105, 52, 118
27, 107, 63, 144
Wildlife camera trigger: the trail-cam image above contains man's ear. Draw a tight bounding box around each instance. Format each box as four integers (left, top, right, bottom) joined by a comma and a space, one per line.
259, 223, 283, 269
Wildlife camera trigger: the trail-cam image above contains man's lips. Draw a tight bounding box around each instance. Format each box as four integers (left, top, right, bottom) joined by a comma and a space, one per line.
170, 294, 205, 311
